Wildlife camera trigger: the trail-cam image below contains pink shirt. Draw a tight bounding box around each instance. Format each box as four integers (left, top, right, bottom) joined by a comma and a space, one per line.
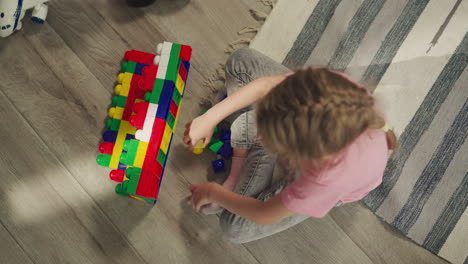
280, 129, 388, 218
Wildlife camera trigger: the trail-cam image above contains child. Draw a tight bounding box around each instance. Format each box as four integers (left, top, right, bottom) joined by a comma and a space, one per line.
183, 48, 397, 244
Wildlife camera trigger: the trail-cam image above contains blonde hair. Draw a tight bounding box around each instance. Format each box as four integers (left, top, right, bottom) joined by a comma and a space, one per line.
256, 67, 397, 167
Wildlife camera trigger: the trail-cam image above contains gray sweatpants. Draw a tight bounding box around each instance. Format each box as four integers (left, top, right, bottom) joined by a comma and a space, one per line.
219, 48, 309, 244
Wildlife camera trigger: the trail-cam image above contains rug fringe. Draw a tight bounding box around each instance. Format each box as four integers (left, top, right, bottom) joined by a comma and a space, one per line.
200, 2, 275, 106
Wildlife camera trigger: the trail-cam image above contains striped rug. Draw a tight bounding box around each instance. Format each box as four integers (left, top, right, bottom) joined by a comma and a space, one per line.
250, 0, 468, 263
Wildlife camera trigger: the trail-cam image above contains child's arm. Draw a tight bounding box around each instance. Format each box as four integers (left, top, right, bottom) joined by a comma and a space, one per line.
184, 73, 290, 148
205, 74, 289, 125
191, 183, 295, 225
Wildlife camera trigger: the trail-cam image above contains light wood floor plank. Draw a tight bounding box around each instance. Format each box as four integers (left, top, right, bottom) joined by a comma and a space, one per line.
330, 203, 448, 264
0, 75, 144, 263
0, 222, 34, 264
241, 216, 374, 264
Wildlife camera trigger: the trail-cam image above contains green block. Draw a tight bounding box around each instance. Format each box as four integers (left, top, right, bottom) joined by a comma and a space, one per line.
157, 150, 166, 166
106, 119, 121, 131
172, 89, 181, 106
123, 139, 140, 154
144, 92, 151, 102
112, 95, 127, 108
167, 112, 175, 130
125, 167, 142, 180
96, 154, 111, 167
119, 151, 137, 166
121, 61, 137, 73
122, 178, 139, 194
209, 139, 223, 153
166, 44, 181, 82
115, 184, 128, 196
149, 79, 164, 104
214, 126, 219, 134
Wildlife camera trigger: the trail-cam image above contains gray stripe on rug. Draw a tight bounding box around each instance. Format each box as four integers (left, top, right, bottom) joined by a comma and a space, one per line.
406, 69, 468, 244
423, 171, 468, 253
327, 0, 386, 71
393, 100, 468, 234
305, 0, 363, 67
375, 66, 468, 223
363, 32, 468, 211
282, 0, 341, 68
343, 0, 408, 84
360, 0, 430, 84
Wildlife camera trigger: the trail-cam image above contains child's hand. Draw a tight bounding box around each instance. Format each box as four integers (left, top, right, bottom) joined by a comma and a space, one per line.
190, 183, 218, 211
183, 114, 215, 151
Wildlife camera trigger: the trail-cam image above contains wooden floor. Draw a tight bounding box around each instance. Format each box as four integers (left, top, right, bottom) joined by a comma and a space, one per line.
0, 0, 449, 263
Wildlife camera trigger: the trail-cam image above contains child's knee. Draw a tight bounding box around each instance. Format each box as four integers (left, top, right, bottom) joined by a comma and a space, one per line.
225, 47, 257, 78
230, 111, 257, 149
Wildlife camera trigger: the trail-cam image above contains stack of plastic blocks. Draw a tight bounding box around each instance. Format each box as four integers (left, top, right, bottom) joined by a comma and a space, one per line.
96, 41, 192, 204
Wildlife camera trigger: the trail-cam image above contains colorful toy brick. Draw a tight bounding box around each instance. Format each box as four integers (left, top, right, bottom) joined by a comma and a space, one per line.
97, 42, 192, 204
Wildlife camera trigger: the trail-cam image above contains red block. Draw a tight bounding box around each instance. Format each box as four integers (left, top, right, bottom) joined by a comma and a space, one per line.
109, 169, 125, 182
169, 100, 178, 117
144, 118, 166, 159
178, 62, 187, 81
122, 74, 143, 120
142, 65, 158, 79
129, 114, 145, 129
133, 101, 149, 115
124, 50, 156, 65
99, 142, 115, 154
135, 159, 160, 199
180, 45, 192, 61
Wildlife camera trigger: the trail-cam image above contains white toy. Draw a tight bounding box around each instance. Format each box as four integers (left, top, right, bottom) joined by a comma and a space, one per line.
0, 0, 48, 38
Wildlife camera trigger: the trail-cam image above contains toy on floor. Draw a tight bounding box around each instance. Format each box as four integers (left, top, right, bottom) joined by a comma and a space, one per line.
96, 41, 192, 204
0, 0, 49, 38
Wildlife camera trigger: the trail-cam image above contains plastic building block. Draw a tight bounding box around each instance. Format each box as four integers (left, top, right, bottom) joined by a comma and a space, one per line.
103, 130, 118, 142
124, 50, 156, 65
109, 169, 125, 182
99, 142, 115, 155
220, 129, 231, 143
212, 158, 225, 173
209, 138, 224, 153
112, 95, 127, 108
96, 154, 111, 167
180, 45, 193, 61
217, 144, 233, 159
97, 42, 192, 204
121, 61, 137, 73
134, 63, 148, 75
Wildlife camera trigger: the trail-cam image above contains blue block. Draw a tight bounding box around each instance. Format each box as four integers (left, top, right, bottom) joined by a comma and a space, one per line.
103, 130, 118, 143
212, 159, 225, 173
125, 134, 135, 140
118, 163, 127, 170
181, 61, 190, 71
220, 129, 231, 143
134, 63, 148, 75
156, 81, 174, 119
217, 144, 233, 159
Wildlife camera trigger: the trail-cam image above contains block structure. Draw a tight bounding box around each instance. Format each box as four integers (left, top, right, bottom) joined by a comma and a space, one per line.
96, 42, 192, 204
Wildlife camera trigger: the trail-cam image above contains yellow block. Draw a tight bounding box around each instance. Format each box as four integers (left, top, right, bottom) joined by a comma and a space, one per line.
115, 72, 133, 96
176, 74, 185, 95
173, 99, 182, 132
108, 106, 124, 120
160, 124, 173, 154
133, 141, 149, 168
109, 120, 137, 169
